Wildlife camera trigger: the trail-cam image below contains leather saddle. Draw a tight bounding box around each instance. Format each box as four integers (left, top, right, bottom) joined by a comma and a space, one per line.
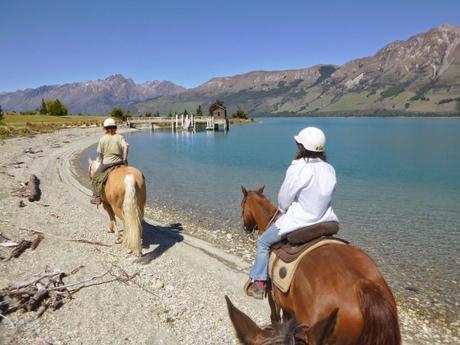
272, 221, 347, 263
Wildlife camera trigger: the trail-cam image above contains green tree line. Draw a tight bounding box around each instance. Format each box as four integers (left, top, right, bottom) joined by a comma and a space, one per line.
39, 98, 68, 116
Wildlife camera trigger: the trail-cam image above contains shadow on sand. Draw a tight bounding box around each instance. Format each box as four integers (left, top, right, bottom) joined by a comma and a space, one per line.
135, 221, 184, 265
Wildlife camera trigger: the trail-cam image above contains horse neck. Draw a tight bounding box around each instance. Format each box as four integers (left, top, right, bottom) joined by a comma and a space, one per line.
90, 161, 100, 179
251, 195, 277, 232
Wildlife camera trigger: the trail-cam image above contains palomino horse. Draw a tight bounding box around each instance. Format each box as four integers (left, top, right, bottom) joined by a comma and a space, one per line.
89, 159, 146, 256
226, 295, 338, 345
240, 186, 401, 345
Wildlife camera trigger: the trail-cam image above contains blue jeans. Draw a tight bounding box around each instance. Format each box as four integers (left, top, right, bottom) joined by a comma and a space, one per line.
250, 223, 284, 281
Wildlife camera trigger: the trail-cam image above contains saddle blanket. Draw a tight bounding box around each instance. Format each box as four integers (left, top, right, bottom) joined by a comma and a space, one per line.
92, 163, 124, 193
268, 238, 346, 293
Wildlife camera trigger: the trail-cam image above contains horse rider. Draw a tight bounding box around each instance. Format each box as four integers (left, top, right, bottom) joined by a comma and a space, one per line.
245, 127, 339, 299
90, 118, 129, 205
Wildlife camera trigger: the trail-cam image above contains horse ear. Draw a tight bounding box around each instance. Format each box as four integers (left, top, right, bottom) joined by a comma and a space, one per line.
257, 185, 265, 194
307, 308, 338, 345
225, 296, 261, 344
241, 186, 248, 197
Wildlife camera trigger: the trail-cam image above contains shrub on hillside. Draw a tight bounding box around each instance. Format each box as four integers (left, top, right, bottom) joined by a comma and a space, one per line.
438, 98, 453, 105
380, 82, 410, 98
110, 107, 126, 121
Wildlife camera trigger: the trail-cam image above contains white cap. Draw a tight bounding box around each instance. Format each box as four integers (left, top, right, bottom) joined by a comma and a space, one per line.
103, 118, 117, 128
294, 127, 326, 152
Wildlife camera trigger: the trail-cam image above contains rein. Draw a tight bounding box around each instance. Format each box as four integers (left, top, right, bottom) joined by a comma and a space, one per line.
266, 209, 280, 230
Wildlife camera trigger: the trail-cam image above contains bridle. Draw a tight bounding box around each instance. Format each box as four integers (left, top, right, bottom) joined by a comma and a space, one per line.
241, 195, 257, 234
241, 193, 279, 234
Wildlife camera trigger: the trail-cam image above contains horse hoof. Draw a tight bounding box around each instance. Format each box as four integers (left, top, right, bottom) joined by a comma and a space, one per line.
107, 228, 114, 233
115, 238, 122, 244
127, 249, 133, 254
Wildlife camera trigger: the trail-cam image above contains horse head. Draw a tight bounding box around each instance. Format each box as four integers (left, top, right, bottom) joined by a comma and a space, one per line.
225, 295, 337, 345
241, 185, 276, 235
88, 157, 101, 179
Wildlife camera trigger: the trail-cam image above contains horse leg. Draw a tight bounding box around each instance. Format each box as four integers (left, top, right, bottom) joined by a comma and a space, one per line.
267, 284, 281, 323
282, 309, 293, 322
102, 202, 121, 243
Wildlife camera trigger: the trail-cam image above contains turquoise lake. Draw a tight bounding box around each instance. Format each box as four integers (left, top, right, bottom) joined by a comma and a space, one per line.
85, 117, 459, 326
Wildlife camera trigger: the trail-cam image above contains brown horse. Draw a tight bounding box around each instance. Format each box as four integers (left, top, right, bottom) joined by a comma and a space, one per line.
240, 186, 401, 345
89, 159, 146, 256
226, 295, 338, 345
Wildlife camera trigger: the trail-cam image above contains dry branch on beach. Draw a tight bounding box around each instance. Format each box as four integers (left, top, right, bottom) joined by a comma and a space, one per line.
0, 266, 139, 319
0, 233, 44, 260
20, 228, 111, 247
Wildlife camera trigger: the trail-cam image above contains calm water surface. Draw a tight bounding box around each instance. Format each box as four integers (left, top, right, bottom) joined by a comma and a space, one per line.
86, 117, 460, 326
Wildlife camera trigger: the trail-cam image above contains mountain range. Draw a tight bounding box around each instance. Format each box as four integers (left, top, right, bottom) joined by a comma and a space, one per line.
0, 75, 185, 114
1, 24, 459, 116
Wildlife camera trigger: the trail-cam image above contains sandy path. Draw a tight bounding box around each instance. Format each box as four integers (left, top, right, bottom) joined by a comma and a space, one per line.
0, 128, 270, 345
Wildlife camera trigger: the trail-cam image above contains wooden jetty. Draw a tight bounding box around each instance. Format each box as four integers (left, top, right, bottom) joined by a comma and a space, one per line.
126, 114, 229, 132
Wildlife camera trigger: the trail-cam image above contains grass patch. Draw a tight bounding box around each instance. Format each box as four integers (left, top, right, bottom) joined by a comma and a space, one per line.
228, 118, 256, 124
1, 113, 103, 139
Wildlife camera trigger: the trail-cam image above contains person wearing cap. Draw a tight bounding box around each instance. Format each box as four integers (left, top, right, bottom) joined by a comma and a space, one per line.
245, 127, 339, 299
90, 118, 129, 204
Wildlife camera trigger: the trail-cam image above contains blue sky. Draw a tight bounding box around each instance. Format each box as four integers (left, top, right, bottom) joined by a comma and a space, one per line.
0, 0, 458, 92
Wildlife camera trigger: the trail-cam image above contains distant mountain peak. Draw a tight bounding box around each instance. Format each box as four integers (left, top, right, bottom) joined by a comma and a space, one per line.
438, 23, 460, 33
105, 74, 127, 81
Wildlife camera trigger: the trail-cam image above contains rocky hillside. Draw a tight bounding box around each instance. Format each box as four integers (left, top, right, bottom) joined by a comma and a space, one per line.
135, 24, 460, 116
0, 74, 185, 114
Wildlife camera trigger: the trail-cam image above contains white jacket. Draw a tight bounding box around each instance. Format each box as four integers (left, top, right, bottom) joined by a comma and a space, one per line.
275, 158, 339, 235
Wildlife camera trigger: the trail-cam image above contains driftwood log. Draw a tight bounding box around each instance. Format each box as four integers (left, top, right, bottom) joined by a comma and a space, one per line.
0, 266, 139, 319
7, 240, 32, 260
2, 234, 43, 260
27, 174, 41, 202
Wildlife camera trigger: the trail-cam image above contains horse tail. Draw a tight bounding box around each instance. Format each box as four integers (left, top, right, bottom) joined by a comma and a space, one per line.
356, 279, 401, 345
122, 174, 142, 256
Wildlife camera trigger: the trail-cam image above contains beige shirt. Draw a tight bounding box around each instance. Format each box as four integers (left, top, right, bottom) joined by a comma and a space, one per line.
97, 133, 128, 165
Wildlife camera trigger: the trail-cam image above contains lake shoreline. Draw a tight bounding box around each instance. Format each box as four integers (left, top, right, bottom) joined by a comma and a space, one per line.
76, 122, 458, 345
0, 126, 456, 344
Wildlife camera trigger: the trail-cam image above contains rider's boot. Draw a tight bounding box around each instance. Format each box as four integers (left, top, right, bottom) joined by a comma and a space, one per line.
90, 192, 102, 205
244, 279, 265, 300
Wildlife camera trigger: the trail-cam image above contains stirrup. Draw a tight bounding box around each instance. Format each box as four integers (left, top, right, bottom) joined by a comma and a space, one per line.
244, 279, 265, 300
90, 196, 102, 205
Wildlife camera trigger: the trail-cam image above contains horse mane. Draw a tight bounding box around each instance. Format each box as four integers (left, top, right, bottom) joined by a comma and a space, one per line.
259, 319, 305, 345
248, 191, 277, 214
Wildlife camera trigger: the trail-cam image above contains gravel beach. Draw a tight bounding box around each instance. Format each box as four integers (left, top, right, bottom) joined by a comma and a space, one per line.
0, 127, 457, 344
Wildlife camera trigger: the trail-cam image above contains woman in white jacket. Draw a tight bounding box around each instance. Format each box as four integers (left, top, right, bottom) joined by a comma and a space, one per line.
246, 127, 339, 299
